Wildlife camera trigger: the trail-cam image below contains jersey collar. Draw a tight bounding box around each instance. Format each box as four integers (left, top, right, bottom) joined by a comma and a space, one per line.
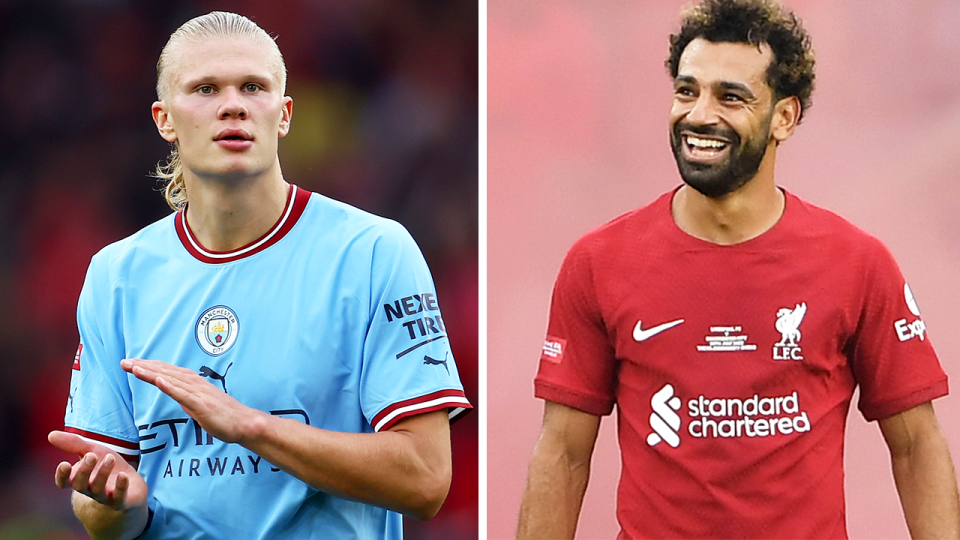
175, 184, 311, 264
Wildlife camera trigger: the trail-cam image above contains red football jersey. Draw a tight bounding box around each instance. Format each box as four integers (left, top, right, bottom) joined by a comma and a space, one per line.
535, 189, 947, 539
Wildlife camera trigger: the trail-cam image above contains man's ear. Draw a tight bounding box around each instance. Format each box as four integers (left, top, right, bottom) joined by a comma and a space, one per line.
278, 96, 293, 138
771, 95, 801, 143
152, 101, 177, 143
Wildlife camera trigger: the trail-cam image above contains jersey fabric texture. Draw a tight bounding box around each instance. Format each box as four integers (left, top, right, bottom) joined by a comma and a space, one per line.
535, 188, 947, 540
65, 185, 471, 540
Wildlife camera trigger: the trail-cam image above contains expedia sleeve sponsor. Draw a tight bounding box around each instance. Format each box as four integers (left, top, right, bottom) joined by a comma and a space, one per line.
849, 241, 947, 421
893, 284, 927, 343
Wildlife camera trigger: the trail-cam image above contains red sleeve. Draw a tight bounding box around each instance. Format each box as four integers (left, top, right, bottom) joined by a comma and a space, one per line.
534, 236, 617, 416
850, 240, 948, 421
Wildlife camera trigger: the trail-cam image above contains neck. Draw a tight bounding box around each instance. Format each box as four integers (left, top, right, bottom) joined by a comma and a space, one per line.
672, 145, 784, 245
182, 165, 289, 252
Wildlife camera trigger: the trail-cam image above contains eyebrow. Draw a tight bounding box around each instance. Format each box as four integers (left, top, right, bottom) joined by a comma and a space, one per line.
674, 75, 758, 101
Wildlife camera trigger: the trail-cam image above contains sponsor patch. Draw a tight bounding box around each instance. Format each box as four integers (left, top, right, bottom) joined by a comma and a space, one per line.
647, 384, 682, 447
904, 283, 921, 316
647, 383, 812, 449
541, 336, 566, 363
895, 283, 926, 342
382, 292, 449, 359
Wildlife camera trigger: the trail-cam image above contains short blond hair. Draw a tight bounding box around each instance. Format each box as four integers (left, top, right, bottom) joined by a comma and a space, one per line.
153, 12, 287, 210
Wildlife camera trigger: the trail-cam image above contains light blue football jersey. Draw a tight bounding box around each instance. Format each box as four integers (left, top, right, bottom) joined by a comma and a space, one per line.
64, 185, 471, 539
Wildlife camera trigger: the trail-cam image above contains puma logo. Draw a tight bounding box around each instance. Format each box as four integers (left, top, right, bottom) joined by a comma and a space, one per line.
199, 362, 234, 393
423, 352, 449, 375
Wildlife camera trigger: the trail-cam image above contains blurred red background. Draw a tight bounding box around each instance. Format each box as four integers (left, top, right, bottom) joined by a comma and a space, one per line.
488, 1, 960, 538
0, 1, 477, 538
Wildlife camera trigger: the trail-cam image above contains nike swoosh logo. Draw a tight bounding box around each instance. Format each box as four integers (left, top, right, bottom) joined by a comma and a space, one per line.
633, 319, 684, 342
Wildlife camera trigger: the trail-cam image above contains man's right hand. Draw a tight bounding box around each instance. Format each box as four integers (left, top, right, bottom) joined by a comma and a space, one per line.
49, 431, 149, 540
49, 431, 147, 510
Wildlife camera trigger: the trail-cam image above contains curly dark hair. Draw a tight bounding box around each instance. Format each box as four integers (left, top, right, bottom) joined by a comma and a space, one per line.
666, 0, 815, 123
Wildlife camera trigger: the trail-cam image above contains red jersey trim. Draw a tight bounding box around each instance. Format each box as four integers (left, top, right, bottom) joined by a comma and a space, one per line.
64, 427, 140, 462
372, 389, 473, 432
860, 378, 949, 421
534, 380, 615, 417
175, 185, 311, 264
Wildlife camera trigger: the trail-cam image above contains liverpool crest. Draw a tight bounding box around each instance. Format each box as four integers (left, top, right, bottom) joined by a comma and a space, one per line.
773, 302, 806, 361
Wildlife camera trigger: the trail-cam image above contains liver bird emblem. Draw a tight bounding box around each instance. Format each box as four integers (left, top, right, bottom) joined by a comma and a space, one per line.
775, 303, 807, 346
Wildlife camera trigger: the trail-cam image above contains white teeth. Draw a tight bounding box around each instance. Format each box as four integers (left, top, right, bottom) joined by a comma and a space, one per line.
686, 135, 727, 149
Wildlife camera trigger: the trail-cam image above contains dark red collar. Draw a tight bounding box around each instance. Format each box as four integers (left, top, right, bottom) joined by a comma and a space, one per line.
175, 185, 310, 264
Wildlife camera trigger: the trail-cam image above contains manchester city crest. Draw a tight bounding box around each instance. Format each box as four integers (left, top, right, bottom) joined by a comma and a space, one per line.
195, 305, 239, 356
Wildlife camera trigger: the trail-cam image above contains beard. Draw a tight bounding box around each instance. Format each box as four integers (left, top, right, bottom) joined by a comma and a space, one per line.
670, 115, 772, 199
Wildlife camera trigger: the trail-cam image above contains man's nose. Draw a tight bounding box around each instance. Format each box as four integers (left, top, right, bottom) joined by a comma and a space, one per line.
218, 87, 247, 119
685, 93, 719, 126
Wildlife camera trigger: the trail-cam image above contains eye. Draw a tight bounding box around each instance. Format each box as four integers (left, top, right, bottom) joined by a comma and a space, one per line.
722, 93, 744, 103
198, 85, 215, 95
675, 86, 695, 98
244, 83, 260, 93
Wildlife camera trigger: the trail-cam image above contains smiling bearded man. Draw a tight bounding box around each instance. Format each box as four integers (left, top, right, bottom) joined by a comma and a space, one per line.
517, 0, 959, 538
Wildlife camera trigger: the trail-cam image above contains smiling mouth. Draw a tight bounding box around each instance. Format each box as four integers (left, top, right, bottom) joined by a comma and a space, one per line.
683, 134, 730, 160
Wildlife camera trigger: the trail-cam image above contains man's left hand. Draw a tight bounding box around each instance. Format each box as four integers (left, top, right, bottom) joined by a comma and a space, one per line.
121, 359, 260, 445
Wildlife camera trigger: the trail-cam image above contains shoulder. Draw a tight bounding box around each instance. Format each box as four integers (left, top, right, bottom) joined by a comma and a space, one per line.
303, 192, 412, 242
783, 191, 892, 260
550, 191, 673, 297
564, 190, 673, 264
299, 192, 424, 268
86, 213, 177, 281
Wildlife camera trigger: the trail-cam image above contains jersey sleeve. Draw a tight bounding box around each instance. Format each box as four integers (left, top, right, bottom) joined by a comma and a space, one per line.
64, 250, 140, 461
534, 236, 618, 416
850, 240, 948, 421
359, 221, 472, 432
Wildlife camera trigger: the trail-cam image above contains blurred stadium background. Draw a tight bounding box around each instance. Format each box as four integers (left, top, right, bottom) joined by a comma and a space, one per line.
0, 1, 477, 538
489, 1, 960, 538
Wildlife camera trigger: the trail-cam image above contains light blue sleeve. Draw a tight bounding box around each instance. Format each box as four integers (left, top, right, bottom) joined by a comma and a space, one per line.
64, 248, 141, 459
358, 220, 471, 432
